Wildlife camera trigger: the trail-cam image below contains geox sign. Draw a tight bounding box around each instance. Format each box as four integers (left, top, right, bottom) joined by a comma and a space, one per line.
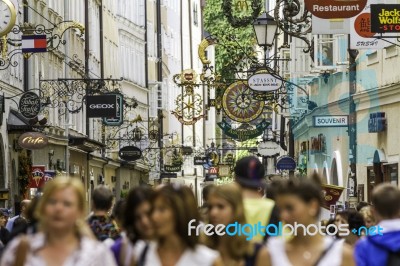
86, 95, 118, 118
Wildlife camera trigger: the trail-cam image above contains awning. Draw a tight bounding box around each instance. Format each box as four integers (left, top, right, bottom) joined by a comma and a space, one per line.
7, 109, 32, 132
373, 149, 387, 163
68, 135, 105, 153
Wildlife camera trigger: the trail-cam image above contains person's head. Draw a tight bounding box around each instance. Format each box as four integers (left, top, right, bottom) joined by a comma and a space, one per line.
124, 186, 154, 243
0, 211, 8, 228
372, 183, 400, 221
334, 211, 349, 229
208, 183, 245, 226
92, 185, 114, 212
275, 174, 323, 226
35, 176, 92, 237
347, 210, 365, 237
202, 184, 216, 205
112, 199, 126, 230
206, 183, 251, 260
359, 206, 376, 228
21, 199, 31, 216
13, 216, 28, 231
356, 201, 369, 212
151, 184, 199, 249
234, 156, 265, 192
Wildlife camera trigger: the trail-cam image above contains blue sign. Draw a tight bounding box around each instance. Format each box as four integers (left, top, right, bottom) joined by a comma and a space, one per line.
276, 156, 296, 171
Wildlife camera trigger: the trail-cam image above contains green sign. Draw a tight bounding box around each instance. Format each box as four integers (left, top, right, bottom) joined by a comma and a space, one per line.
218, 118, 270, 142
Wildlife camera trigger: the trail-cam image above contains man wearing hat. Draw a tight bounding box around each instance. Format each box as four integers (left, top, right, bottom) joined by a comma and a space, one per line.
234, 156, 278, 243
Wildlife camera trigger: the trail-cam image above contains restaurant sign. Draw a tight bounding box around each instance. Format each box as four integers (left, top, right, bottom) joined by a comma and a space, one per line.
313, 115, 349, 127
18, 132, 48, 150
371, 4, 400, 33
247, 73, 282, 92
217, 118, 270, 142
305, 0, 367, 19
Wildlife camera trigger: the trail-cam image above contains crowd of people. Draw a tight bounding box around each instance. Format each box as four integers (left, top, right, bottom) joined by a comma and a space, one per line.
0, 156, 398, 265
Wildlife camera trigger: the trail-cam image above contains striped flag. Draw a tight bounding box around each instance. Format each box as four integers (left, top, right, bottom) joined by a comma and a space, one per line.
22, 35, 47, 53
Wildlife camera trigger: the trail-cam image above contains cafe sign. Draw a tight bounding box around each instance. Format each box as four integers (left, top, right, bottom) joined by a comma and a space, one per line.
18, 132, 48, 150
305, 0, 367, 19
371, 4, 400, 33
247, 73, 282, 92
19, 92, 41, 119
217, 118, 270, 142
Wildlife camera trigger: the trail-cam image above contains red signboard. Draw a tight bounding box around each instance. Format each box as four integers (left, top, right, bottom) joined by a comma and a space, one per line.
305, 0, 367, 19
321, 184, 345, 210
29, 165, 46, 188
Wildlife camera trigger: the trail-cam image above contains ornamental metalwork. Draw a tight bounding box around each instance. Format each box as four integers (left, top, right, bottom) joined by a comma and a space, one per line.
0, 0, 84, 70
223, 0, 263, 27
172, 69, 205, 125
273, 0, 313, 54
39, 77, 138, 115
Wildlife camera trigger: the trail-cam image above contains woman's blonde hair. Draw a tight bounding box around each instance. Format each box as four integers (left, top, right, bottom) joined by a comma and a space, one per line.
203, 183, 253, 260
359, 206, 376, 224
35, 176, 94, 238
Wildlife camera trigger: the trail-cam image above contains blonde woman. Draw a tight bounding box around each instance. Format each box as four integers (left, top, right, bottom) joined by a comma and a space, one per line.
359, 206, 376, 229
204, 183, 268, 266
1, 177, 117, 266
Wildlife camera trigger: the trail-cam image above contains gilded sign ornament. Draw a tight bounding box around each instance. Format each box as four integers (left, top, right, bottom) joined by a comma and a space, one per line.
222, 81, 264, 123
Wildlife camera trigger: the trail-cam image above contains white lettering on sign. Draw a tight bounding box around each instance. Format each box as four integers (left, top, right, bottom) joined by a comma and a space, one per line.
89, 104, 115, 109
313, 4, 360, 12
314, 116, 349, 127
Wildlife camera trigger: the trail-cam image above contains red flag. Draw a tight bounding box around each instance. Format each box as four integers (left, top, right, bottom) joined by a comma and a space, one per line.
29, 166, 46, 188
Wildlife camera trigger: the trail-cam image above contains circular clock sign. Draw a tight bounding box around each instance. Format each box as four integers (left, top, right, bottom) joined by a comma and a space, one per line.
305, 0, 367, 19
19, 92, 41, 119
222, 81, 264, 123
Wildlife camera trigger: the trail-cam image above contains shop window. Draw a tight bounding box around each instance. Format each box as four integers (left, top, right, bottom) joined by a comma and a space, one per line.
385, 164, 398, 186
367, 164, 384, 203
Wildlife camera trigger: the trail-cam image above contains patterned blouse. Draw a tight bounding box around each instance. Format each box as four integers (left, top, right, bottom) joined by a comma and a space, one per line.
0, 232, 117, 266
87, 215, 120, 242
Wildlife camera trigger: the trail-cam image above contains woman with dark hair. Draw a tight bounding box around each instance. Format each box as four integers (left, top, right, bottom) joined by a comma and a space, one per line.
140, 184, 221, 266
111, 186, 154, 266
263, 175, 355, 266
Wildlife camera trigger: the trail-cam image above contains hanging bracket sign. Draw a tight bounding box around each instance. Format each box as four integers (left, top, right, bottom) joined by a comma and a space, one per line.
19, 91, 41, 119
371, 4, 400, 33
18, 132, 48, 150
247, 73, 282, 92
305, 0, 367, 19
119, 146, 142, 161
217, 118, 270, 142
276, 156, 297, 171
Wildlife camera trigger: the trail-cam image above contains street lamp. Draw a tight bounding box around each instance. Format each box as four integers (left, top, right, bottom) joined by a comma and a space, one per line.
252, 13, 278, 48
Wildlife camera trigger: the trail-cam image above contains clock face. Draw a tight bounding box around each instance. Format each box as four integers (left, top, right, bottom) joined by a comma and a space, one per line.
0, 0, 16, 37
222, 81, 264, 123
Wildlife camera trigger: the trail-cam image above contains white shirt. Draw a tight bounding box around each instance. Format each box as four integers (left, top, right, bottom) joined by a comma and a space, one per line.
141, 241, 218, 266
267, 237, 344, 266
0, 232, 117, 266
